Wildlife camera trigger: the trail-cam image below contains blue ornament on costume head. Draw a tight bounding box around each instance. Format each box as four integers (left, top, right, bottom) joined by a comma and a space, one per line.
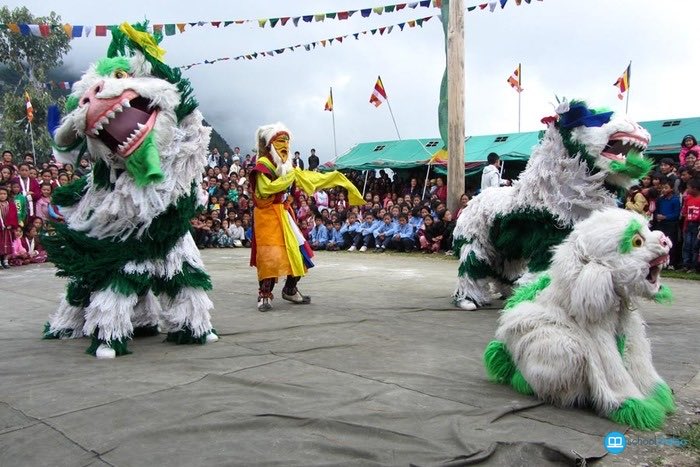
557, 100, 614, 129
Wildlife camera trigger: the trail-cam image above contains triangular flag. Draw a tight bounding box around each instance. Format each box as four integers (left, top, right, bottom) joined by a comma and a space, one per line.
258, 19, 267, 28
420, 0, 431, 6
320, 39, 327, 47
353, 33, 359, 39
479, 4, 488, 9
336, 36, 344, 43
326, 12, 336, 19
467, 6, 477, 11
500, 0, 508, 8
281, 17, 290, 26
371, 29, 377, 35
269, 18, 280, 28
324, 88, 333, 112
177, 23, 186, 32
489, 2, 497, 12
304, 44, 311, 51
369, 76, 388, 107
385, 5, 396, 13
379, 27, 386, 35
387, 25, 394, 34
329, 38, 334, 45
361, 9, 371, 17
84, 26, 92, 37
373, 7, 383, 14
303, 15, 313, 22
408, 20, 416, 27
293, 17, 301, 26
338, 11, 349, 20
224, 21, 233, 27
397, 4, 407, 11
348, 10, 357, 17
211, 21, 221, 27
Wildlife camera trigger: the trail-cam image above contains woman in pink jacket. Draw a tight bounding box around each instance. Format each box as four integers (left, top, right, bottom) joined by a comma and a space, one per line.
679, 134, 700, 166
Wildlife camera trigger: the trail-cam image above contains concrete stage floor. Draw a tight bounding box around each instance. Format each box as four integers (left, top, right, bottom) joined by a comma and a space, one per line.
1, 249, 698, 466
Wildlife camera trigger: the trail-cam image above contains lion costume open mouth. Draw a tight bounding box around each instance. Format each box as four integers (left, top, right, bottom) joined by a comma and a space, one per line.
646, 254, 668, 285
85, 90, 158, 158
602, 132, 649, 161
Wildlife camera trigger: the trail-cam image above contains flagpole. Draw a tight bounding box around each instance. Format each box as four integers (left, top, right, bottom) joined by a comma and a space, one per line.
330, 87, 338, 158
517, 63, 521, 132
28, 120, 36, 159
625, 61, 631, 114
385, 98, 401, 140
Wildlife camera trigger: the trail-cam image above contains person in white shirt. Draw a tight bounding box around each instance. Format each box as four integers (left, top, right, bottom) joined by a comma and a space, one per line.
480, 152, 510, 192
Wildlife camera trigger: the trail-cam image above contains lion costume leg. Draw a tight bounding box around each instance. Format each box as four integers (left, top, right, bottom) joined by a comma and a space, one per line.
585, 329, 667, 430
131, 290, 162, 337
83, 289, 138, 359
158, 233, 218, 344
620, 311, 675, 414
160, 287, 218, 344
453, 242, 496, 310
43, 295, 85, 339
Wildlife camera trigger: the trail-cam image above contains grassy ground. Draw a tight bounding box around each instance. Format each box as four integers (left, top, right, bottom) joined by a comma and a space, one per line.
661, 269, 700, 281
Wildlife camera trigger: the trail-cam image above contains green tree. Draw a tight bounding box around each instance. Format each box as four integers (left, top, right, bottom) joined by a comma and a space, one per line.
0, 6, 71, 162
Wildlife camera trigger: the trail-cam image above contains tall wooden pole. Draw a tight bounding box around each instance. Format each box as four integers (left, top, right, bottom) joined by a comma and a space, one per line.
446, 0, 465, 215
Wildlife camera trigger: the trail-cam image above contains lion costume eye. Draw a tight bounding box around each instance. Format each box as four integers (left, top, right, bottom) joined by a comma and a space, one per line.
113, 69, 129, 79
631, 233, 644, 248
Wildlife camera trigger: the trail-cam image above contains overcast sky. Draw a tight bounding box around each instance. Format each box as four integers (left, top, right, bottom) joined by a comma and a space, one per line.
6, 0, 700, 163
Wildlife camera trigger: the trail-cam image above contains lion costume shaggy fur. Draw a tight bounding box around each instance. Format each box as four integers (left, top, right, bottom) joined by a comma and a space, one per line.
43, 23, 218, 358
484, 208, 675, 431
453, 100, 653, 310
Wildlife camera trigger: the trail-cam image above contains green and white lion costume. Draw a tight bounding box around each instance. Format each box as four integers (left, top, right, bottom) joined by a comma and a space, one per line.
484, 208, 675, 431
453, 99, 653, 310
43, 23, 218, 358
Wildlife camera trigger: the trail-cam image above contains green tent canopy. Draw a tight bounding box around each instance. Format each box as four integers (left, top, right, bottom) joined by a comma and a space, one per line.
325, 116, 700, 172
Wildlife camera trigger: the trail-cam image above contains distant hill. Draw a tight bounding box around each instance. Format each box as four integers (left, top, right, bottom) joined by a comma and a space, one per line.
202, 119, 233, 154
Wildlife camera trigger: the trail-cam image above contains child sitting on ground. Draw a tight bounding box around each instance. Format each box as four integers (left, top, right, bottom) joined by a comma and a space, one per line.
227, 217, 246, 247
22, 225, 47, 263
310, 215, 329, 250
391, 214, 416, 252
373, 213, 398, 252
9, 226, 31, 266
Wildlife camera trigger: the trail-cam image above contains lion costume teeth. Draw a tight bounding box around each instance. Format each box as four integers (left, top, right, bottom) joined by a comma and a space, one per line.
43, 22, 218, 358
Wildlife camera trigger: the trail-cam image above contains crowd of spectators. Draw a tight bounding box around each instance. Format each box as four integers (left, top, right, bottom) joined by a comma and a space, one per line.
192, 146, 468, 255
0, 150, 83, 268
624, 134, 700, 272
2, 133, 698, 273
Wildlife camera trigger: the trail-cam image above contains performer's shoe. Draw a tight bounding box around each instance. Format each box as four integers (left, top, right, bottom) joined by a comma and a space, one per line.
282, 291, 311, 304
257, 297, 273, 312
